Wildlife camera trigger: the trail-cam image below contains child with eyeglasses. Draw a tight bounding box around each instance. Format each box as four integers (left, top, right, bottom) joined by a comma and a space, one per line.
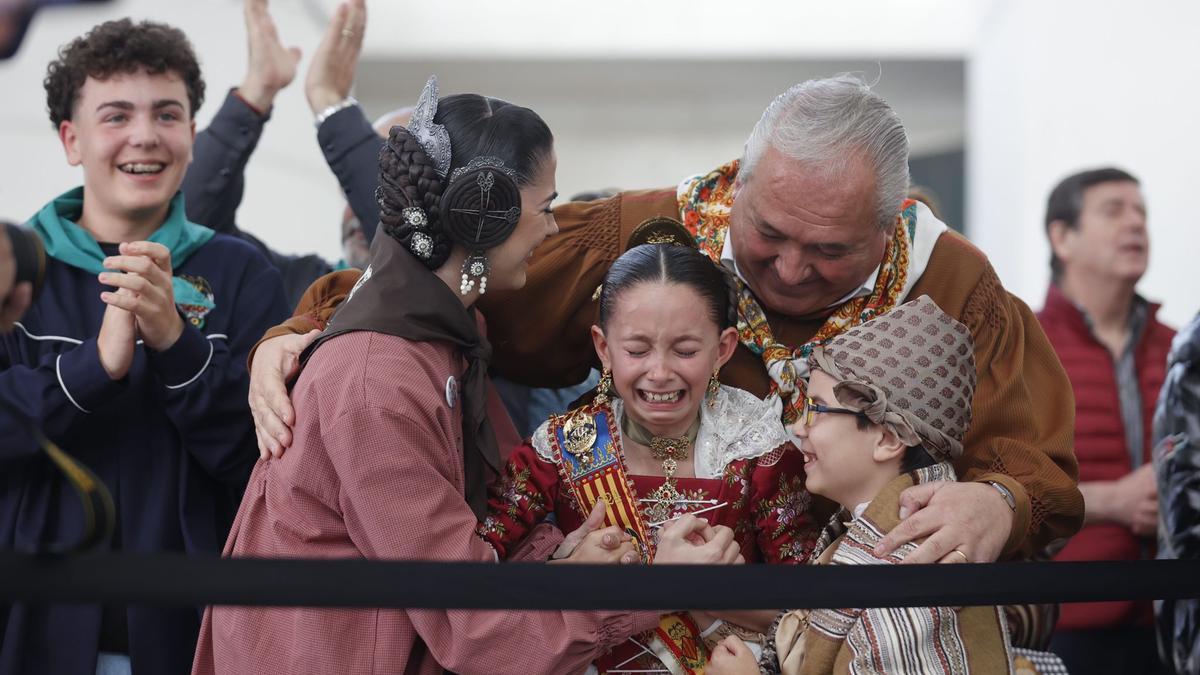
706, 295, 1025, 675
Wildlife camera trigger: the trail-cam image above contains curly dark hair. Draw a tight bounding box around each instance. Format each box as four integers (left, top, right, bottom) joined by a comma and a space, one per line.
43, 18, 205, 129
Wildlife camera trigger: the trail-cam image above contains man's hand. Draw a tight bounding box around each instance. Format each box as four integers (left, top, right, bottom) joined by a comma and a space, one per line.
1116, 464, 1159, 537
704, 636, 759, 675
238, 0, 302, 112
250, 329, 320, 459
873, 480, 1014, 564
305, 0, 366, 115
99, 242, 183, 352
1094, 464, 1158, 537
655, 516, 744, 565
552, 502, 640, 564
97, 294, 137, 381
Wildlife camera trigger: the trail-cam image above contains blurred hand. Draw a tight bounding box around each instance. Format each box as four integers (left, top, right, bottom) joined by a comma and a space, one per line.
0, 226, 32, 333
655, 516, 743, 565
99, 242, 183, 352
873, 481, 1012, 564
554, 502, 640, 564
704, 636, 759, 675
238, 0, 302, 112
305, 0, 366, 115
1112, 464, 1158, 537
0, 282, 31, 333
250, 329, 320, 459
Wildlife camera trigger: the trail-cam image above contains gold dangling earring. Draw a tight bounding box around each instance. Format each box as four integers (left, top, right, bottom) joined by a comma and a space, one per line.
706, 369, 721, 408
595, 367, 614, 406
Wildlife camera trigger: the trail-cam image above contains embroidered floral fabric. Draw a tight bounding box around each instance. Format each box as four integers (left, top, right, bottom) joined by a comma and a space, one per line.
478, 389, 814, 565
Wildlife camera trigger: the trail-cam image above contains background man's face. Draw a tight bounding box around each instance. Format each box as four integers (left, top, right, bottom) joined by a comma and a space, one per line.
59, 69, 195, 224
729, 147, 890, 317
1059, 180, 1149, 284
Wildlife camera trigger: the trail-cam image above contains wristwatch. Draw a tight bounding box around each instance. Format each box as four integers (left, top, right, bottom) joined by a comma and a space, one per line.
984, 480, 1017, 512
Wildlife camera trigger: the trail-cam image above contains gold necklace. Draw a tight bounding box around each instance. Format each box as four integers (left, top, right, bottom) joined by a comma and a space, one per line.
621, 413, 701, 525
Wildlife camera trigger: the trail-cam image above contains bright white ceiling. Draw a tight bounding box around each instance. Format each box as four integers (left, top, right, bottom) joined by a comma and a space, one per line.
309, 0, 991, 60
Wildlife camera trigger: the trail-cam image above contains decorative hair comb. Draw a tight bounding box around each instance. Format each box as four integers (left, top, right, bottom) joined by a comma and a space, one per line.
407, 75, 452, 178
447, 156, 522, 232
448, 155, 518, 185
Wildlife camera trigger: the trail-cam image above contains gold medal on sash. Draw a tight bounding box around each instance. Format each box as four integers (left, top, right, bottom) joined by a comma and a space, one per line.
562, 411, 598, 467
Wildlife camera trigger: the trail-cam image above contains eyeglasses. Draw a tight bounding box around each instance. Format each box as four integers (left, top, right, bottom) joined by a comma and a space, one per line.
800, 396, 867, 428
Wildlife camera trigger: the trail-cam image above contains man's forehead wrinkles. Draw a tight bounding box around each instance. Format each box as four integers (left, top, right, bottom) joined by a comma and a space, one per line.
755, 187, 849, 229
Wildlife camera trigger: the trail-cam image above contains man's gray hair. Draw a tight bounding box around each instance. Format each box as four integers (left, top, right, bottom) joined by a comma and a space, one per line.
739, 74, 910, 231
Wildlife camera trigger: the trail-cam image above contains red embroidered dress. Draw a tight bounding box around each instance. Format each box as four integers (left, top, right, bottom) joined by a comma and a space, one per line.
477, 385, 817, 674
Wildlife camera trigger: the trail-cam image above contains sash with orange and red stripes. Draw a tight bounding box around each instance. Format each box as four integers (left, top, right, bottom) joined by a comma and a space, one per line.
546, 403, 709, 674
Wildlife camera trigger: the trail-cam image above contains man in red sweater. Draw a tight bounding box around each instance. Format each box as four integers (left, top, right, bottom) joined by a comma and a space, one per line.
1037, 167, 1174, 674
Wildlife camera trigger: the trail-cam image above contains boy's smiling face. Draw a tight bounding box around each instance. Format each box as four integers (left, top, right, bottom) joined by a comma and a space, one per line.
58, 69, 195, 226
794, 368, 905, 509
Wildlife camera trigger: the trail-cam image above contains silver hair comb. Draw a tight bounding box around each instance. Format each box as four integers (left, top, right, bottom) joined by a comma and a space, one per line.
406, 75, 452, 178
448, 155, 518, 184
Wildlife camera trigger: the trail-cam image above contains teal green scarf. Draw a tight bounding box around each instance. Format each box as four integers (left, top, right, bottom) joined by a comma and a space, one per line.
29, 187, 216, 310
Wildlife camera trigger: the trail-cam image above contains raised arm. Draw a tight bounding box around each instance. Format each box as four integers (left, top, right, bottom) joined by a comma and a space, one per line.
184, 0, 301, 234
304, 0, 385, 241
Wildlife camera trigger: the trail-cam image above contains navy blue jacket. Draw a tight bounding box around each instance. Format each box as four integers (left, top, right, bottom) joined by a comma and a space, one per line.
0, 232, 287, 674
316, 103, 384, 243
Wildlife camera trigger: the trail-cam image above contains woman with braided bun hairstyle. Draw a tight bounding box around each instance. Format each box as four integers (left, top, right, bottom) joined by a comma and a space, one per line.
194, 78, 733, 675
373, 90, 561, 295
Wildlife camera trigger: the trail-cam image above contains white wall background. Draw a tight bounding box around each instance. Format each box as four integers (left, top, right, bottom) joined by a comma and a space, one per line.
0, 0, 971, 262
969, 0, 1200, 327
1, 0, 1196, 326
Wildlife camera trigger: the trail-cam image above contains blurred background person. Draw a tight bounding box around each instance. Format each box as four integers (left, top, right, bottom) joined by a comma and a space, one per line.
1153, 307, 1200, 675
1037, 167, 1174, 675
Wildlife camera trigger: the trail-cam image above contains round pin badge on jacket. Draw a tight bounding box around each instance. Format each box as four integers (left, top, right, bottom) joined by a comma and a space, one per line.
445, 376, 458, 408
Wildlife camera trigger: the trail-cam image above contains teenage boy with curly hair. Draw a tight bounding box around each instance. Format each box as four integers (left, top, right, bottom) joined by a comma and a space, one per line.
0, 18, 285, 675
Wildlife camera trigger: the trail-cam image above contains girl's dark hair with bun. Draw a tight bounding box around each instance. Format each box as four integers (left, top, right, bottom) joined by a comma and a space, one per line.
599, 244, 736, 332
376, 94, 554, 270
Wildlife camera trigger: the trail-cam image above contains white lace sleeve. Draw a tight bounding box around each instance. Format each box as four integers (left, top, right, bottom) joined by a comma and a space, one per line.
692, 385, 793, 479
530, 419, 557, 463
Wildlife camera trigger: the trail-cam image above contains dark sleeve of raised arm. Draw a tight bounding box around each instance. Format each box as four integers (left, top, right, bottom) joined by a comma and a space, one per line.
316, 104, 384, 243
183, 90, 270, 235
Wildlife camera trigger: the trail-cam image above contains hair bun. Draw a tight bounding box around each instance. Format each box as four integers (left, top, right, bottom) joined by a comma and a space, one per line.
377, 126, 451, 268
439, 157, 522, 251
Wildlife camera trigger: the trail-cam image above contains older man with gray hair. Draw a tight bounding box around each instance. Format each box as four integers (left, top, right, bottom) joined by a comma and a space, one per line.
253, 42, 1082, 571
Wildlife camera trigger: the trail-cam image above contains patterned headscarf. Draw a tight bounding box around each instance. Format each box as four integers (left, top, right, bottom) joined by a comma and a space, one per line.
808, 295, 975, 461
